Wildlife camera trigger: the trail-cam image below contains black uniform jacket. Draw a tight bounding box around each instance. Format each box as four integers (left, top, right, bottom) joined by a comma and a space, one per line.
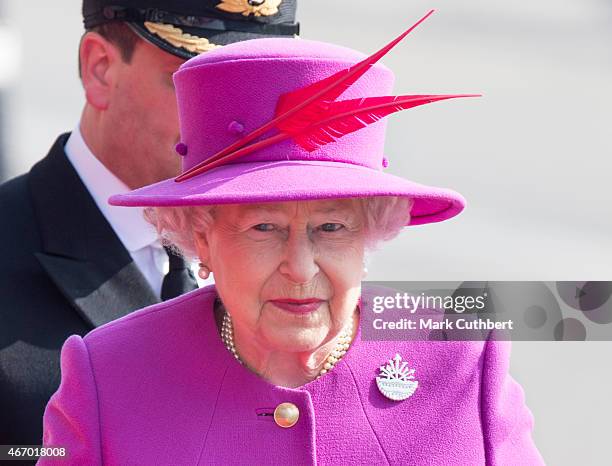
0, 133, 159, 448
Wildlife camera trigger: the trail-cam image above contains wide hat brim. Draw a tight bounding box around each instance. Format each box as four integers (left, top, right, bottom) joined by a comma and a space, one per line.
109, 160, 465, 227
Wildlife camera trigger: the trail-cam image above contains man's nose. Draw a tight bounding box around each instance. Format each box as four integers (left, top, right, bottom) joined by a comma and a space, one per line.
279, 229, 320, 284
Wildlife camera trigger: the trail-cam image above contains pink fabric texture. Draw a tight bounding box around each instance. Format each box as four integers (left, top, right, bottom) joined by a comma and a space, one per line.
39, 286, 544, 465
109, 38, 467, 226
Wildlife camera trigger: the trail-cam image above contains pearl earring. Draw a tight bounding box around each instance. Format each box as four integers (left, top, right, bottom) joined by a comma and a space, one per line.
198, 263, 210, 280
362, 266, 368, 278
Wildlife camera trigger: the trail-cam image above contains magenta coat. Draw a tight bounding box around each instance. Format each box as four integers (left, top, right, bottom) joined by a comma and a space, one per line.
39, 286, 544, 465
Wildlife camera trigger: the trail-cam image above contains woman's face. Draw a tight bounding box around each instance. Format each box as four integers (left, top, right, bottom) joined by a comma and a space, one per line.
195, 199, 365, 353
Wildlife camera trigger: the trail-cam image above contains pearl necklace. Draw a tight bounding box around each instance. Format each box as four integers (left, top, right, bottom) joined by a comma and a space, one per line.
221, 311, 355, 379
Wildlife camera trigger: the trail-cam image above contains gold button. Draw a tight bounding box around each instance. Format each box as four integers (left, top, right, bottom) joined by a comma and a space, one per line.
273, 402, 300, 428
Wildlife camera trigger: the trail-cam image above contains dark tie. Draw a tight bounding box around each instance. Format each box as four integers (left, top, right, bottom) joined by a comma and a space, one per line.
161, 246, 199, 301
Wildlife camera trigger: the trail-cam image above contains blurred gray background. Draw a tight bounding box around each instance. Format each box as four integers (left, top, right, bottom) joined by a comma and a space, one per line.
0, 0, 610, 464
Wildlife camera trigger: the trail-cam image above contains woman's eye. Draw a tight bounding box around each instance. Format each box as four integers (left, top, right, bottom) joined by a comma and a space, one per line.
319, 223, 345, 232
253, 223, 275, 232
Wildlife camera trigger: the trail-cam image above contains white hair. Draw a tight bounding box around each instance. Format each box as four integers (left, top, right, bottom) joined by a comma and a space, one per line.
144, 196, 413, 260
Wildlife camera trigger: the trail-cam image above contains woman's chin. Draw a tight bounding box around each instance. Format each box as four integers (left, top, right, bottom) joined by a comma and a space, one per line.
262, 327, 328, 353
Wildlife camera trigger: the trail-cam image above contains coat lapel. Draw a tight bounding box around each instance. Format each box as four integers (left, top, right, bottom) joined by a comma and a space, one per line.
29, 133, 159, 329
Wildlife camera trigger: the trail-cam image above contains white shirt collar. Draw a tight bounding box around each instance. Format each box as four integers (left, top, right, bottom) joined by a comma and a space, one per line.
64, 125, 159, 253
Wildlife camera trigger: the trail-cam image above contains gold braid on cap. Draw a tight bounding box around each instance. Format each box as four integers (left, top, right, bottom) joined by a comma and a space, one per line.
216, 0, 282, 17
144, 22, 221, 54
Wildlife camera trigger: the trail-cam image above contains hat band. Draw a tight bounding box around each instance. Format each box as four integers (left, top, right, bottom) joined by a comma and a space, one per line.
84, 6, 300, 36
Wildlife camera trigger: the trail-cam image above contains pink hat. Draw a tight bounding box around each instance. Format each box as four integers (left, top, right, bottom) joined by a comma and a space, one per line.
110, 10, 476, 226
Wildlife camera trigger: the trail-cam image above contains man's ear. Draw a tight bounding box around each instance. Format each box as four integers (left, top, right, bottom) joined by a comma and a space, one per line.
79, 32, 122, 110
193, 231, 212, 266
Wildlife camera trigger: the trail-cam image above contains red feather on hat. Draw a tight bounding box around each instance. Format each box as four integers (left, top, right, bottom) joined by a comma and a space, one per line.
292, 94, 477, 151
176, 10, 479, 182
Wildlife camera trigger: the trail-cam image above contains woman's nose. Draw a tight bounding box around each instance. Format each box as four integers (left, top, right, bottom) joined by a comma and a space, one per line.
279, 230, 320, 284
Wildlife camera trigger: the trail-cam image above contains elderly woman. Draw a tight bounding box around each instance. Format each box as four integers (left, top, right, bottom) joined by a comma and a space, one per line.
39, 13, 544, 466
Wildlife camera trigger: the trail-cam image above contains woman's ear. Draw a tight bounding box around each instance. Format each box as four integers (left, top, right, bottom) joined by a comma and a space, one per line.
193, 231, 212, 266
79, 32, 122, 110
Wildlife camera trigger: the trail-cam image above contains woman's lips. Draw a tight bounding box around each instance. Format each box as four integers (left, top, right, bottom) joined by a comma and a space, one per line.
269, 298, 324, 314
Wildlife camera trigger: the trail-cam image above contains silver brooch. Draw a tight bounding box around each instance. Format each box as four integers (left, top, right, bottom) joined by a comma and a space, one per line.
376, 354, 419, 401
